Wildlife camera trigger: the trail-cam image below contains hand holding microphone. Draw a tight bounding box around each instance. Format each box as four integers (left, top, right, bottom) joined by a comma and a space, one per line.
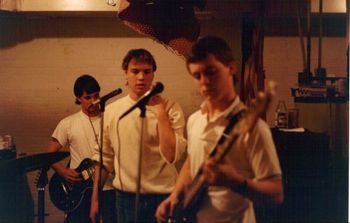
119, 82, 164, 120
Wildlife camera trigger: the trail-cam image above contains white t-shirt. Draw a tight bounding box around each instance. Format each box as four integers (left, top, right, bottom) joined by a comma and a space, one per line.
52, 110, 114, 190
187, 97, 282, 223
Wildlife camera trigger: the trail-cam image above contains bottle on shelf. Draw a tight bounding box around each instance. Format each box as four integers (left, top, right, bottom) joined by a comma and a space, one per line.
275, 100, 288, 128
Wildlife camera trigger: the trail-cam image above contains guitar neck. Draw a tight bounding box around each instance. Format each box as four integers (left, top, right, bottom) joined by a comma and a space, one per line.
183, 110, 246, 209
183, 170, 205, 208
209, 109, 245, 158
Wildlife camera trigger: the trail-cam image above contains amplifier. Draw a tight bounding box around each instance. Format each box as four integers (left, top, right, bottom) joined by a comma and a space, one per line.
291, 87, 328, 97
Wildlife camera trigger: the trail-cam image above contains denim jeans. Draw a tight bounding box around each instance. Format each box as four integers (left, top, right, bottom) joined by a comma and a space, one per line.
115, 189, 169, 223
65, 189, 117, 223
101, 189, 118, 223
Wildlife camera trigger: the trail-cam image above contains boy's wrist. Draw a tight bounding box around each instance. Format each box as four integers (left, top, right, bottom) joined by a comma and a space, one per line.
235, 179, 248, 193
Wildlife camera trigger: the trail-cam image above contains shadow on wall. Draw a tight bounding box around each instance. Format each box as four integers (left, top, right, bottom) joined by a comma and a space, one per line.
0, 13, 32, 48
0, 11, 140, 49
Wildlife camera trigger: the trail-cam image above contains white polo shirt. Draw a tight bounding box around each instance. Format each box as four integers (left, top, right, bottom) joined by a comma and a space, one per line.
187, 97, 282, 223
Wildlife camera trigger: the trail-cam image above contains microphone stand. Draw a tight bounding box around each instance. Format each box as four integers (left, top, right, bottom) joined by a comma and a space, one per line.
96, 101, 106, 223
134, 103, 146, 223
118, 86, 163, 222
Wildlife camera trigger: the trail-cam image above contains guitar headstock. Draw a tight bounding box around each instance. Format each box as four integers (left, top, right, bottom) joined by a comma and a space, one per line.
234, 81, 276, 135
250, 81, 276, 117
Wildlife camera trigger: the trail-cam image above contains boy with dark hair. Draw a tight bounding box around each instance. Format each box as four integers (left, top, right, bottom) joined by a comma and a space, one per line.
47, 74, 117, 223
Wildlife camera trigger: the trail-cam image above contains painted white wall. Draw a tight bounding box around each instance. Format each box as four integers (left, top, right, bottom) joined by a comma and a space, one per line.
0, 15, 240, 222
0, 24, 201, 154
1, 36, 202, 147
0, 13, 347, 222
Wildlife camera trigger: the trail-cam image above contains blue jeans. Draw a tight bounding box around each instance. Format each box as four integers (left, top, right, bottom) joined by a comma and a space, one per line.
115, 189, 169, 223
101, 189, 118, 223
65, 189, 117, 223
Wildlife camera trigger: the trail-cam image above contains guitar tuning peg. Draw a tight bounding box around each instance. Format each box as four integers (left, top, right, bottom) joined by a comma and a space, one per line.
267, 81, 277, 95
106, 0, 117, 6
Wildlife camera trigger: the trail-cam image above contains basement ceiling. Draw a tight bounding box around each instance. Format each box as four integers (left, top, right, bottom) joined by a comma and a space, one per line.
0, 0, 347, 18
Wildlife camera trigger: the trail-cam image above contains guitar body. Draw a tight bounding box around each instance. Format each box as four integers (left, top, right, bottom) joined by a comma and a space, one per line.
171, 188, 206, 223
170, 208, 196, 223
49, 158, 95, 213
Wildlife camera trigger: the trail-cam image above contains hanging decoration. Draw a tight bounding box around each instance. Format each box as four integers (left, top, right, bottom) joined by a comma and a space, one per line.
240, 1, 265, 106
117, 0, 206, 57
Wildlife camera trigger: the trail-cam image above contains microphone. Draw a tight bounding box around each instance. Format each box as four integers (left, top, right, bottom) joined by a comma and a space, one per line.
89, 88, 122, 108
119, 82, 164, 120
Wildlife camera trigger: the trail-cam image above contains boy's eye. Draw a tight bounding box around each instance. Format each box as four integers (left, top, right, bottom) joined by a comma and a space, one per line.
131, 69, 139, 74
92, 93, 100, 99
205, 68, 216, 76
144, 70, 152, 75
193, 73, 201, 80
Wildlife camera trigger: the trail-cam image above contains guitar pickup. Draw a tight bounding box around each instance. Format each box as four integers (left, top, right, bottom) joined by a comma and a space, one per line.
81, 167, 94, 180
81, 170, 90, 180
81, 170, 89, 180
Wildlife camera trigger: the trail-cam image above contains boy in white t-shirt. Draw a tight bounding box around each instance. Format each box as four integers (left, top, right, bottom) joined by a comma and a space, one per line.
46, 74, 117, 223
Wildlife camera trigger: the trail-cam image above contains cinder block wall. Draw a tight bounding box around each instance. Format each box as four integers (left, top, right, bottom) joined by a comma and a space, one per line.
0, 15, 241, 222
0, 13, 347, 223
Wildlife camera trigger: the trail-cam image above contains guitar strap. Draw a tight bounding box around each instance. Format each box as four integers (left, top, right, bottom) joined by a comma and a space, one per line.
209, 103, 247, 158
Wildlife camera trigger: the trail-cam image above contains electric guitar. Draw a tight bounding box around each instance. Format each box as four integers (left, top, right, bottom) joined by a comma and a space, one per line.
48, 158, 95, 213
169, 82, 276, 223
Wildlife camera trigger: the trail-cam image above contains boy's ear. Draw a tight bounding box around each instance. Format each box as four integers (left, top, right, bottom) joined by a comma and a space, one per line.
229, 61, 238, 76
